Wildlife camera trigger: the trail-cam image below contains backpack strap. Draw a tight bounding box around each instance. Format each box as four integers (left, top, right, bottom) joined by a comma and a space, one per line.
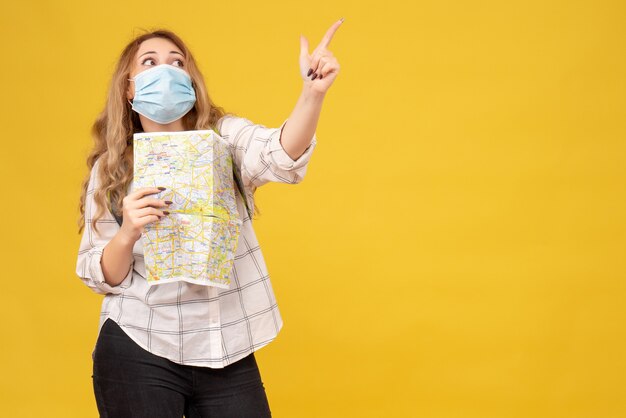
232, 164, 253, 221
109, 194, 124, 227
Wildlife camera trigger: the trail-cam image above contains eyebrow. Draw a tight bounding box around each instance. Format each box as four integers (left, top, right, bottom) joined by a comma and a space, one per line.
138, 50, 185, 58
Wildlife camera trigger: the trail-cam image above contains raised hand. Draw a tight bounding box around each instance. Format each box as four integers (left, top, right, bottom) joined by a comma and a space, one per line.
300, 18, 344, 94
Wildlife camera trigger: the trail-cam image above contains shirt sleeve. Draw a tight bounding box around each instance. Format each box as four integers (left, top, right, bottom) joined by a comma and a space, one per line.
75, 158, 135, 295
216, 115, 317, 189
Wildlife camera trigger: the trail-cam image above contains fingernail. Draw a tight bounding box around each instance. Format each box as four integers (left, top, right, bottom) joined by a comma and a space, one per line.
307, 68, 313, 76
311, 73, 318, 80
163, 211, 170, 215
158, 186, 166, 190
340, 17, 345, 22
164, 200, 173, 205
319, 74, 323, 79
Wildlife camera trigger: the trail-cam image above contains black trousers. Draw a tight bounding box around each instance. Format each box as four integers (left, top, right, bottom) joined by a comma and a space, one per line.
92, 318, 272, 418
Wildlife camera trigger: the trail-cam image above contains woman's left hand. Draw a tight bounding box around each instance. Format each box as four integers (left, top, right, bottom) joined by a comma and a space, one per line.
300, 18, 344, 95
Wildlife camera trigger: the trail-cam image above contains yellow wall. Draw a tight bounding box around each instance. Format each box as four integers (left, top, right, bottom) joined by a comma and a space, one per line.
1, 0, 624, 417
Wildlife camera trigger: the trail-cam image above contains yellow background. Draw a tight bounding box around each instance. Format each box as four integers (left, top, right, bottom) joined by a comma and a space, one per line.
1, 0, 624, 417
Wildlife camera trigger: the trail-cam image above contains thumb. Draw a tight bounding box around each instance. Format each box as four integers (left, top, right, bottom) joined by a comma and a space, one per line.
300, 34, 309, 58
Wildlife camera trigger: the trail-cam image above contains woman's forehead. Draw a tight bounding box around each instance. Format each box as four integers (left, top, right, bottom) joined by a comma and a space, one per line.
137, 38, 183, 56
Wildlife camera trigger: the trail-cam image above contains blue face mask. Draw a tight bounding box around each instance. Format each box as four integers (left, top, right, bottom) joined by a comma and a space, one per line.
128, 64, 197, 124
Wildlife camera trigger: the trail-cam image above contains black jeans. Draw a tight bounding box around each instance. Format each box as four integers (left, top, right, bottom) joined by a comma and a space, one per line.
92, 318, 272, 418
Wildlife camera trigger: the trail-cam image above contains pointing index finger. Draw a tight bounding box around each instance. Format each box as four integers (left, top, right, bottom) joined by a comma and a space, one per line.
318, 17, 344, 49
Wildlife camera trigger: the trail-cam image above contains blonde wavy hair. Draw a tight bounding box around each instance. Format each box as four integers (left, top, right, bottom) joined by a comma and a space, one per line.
78, 29, 259, 234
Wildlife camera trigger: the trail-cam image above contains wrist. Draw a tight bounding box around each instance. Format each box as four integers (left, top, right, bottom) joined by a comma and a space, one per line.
116, 228, 138, 248
301, 82, 327, 101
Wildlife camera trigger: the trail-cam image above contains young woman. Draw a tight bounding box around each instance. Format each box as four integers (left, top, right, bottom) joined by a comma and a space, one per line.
76, 22, 342, 417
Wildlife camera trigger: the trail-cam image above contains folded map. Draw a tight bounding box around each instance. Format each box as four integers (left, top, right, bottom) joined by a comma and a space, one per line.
132, 129, 242, 288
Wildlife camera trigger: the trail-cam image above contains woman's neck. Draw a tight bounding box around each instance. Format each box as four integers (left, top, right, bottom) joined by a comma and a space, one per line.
139, 115, 185, 132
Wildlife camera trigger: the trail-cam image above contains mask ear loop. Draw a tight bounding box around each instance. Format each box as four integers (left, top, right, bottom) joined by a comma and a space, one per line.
127, 78, 138, 141
127, 78, 134, 107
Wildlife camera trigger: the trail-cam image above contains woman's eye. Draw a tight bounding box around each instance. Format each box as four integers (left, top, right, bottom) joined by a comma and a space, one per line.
140, 57, 184, 66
